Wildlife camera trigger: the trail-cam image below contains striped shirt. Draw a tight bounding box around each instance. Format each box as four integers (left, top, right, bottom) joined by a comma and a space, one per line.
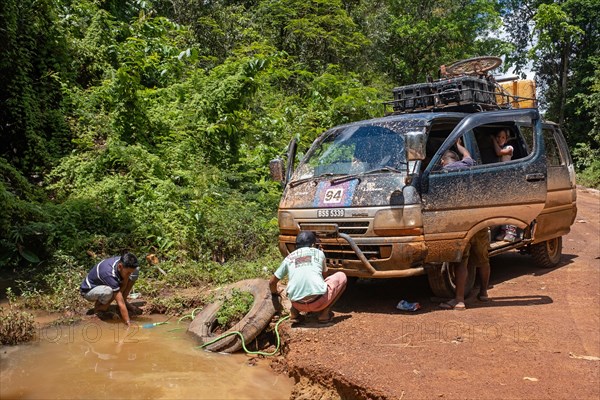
80, 256, 138, 294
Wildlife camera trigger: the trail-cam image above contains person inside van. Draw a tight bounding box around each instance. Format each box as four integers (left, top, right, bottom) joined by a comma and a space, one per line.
492, 129, 514, 162
440, 137, 474, 170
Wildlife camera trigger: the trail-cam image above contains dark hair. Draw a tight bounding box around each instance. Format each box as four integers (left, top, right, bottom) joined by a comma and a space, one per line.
296, 231, 317, 249
442, 150, 459, 164
120, 252, 138, 269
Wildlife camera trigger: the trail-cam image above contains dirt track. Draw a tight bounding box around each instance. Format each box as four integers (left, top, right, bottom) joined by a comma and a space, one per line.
280, 187, 600, 399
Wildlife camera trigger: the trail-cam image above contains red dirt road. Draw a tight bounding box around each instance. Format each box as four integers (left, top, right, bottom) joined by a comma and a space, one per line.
281, 188, 600, 399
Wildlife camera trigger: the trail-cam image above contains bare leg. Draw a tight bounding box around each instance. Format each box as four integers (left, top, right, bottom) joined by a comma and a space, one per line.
478, 263, 490, 299
440, 261, 467, 309
94, 300, 110, 312
289, 306, 301, 319
453, 261, 467, 307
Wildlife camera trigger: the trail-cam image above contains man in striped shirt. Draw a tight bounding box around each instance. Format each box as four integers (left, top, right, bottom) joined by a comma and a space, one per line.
80, 253, 140, 326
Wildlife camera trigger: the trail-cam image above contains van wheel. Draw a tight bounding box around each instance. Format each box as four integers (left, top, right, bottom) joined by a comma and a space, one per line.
531, 237, 562, 268
188, 279, 281, 353
427, 261, 476, 299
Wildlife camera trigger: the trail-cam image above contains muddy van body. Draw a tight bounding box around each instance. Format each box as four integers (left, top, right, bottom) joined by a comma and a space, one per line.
270, 106, 577, 297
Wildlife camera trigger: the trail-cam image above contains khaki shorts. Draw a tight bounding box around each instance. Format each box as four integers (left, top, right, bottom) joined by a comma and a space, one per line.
464, 229, 490, 268
292, 272, 347, 313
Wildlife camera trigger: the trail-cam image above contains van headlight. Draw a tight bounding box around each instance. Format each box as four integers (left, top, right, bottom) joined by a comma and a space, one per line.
278, 211, 298, 235
373, 206, 423, 236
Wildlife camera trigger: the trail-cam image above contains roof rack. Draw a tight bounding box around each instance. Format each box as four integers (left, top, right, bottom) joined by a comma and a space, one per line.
383, 56, 537, 115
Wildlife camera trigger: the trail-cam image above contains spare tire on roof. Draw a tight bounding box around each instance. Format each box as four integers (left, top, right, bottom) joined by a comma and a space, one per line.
187, 279, 281, 353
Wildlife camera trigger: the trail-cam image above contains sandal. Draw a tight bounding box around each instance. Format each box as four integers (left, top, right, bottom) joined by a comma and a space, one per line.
290, 314, 305, 324
477, 294, 490, 302
439, 300, 466, 310
318, 311, 334, 323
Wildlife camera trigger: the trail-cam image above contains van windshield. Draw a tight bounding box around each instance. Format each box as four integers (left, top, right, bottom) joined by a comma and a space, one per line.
293, 121, 422, 181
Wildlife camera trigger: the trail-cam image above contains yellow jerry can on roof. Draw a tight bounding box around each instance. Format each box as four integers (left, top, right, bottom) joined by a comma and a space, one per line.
497, 79, 537, 109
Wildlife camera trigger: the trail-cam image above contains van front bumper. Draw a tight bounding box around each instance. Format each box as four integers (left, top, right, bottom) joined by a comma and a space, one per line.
278, 233, 428, 278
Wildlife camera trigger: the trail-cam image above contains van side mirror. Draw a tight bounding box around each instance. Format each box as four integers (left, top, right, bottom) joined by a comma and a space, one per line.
269, 158, 285, 182
406, 131, 426, 161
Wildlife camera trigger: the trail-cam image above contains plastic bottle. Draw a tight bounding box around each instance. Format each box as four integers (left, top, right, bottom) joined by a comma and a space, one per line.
396, 300, 421, 312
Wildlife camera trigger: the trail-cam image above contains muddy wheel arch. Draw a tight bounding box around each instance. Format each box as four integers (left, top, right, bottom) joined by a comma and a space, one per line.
188, 279, 281, 353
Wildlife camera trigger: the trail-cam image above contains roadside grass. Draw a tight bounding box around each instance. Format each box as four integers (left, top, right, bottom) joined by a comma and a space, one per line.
577, 162, 600, 189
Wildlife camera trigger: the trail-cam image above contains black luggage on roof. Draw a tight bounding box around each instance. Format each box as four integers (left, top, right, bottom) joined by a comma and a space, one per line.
390, 75, 499, 113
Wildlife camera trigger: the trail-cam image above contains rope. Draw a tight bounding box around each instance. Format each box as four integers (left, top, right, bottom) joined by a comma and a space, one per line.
196, 315, 290, 356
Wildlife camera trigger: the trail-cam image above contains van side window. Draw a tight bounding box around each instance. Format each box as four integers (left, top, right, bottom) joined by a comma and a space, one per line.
473, 125, 527, 164
543, 128, 563, 166
518, 126, 534, 155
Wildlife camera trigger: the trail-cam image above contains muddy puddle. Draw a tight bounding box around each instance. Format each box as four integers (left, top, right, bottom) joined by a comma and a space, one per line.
0, 315, 293, 399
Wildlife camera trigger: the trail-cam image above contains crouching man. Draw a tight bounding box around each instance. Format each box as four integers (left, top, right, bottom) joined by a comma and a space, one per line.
270, 231, 347, 324
80, 253, 140, 326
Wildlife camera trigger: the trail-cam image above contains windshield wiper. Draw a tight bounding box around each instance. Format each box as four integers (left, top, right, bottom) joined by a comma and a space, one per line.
289, 173, 337, 188
330, 166, 403, 185
364, 166, 404, 174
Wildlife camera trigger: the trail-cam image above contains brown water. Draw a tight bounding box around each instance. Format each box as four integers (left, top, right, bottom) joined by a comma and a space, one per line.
0, 316, 293, 399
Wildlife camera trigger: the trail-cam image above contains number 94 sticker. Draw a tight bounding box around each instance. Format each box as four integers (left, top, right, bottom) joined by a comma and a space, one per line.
323, 188, 343, 204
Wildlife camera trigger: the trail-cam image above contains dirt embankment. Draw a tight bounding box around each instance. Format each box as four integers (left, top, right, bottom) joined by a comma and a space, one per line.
278, 187, 600, 400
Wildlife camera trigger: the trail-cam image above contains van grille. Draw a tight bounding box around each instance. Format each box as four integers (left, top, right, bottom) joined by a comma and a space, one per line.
321, 243, 381, 260
299, 221, 369, 235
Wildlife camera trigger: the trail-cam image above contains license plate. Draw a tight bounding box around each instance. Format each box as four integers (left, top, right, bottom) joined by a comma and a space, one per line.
317, 209, 344, 218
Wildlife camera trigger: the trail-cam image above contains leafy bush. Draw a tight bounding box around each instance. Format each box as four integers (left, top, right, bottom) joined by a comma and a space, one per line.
573, 142, 600, 189
577, 160, 600, 189
0, 308, 36, 345
6, 252, 87, 312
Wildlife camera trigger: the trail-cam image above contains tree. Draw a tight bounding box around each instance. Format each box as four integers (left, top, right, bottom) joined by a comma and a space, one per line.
0, 0, 71, 178
374, 0, 505, 84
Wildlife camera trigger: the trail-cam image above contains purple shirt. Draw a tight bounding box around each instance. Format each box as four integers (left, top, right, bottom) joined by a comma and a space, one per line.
80, 256, 138, 293
443, 157, 475, 171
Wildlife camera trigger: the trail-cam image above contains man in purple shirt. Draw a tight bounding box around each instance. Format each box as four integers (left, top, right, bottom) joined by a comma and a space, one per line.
441, 138, 475, 170
80, 253, 140, 326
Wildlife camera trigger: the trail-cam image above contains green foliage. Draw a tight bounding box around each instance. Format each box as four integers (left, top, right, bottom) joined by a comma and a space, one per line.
576, 161, 600, 189
256, 0, 369, 69
0, 0, 71, 175
573, 143, 600, 189
7, 252, 87, 312
0, 308, 36, 345
215, 288, 254, 330
378, 0, 503, 83
4, 0, 598, 310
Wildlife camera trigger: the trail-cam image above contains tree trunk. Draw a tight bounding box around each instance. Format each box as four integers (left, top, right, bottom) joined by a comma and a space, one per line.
559, 39, 569, 128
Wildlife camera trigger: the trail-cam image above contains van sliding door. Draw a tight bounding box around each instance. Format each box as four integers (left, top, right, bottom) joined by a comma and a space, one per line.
420, 109, 547, 263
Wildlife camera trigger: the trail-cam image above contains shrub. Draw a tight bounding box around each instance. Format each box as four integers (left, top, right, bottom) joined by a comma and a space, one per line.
214, 288, 254, 331
0, 308, 36, 345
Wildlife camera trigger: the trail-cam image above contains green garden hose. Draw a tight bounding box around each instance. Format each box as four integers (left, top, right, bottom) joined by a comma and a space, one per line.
196, 315, 290, 356
177, 307, 204, 323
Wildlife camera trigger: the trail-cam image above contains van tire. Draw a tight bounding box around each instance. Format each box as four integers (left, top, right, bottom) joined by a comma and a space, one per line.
427, 261, 476, 299
187, 279, 281, 353
531, 237, 562, 268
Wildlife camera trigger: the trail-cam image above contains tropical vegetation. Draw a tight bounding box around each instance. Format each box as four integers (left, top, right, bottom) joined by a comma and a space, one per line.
0, 0, 598, 313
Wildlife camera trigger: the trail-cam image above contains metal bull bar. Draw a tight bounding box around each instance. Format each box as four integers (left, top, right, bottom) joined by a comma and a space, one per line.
301, 223, 425, 278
